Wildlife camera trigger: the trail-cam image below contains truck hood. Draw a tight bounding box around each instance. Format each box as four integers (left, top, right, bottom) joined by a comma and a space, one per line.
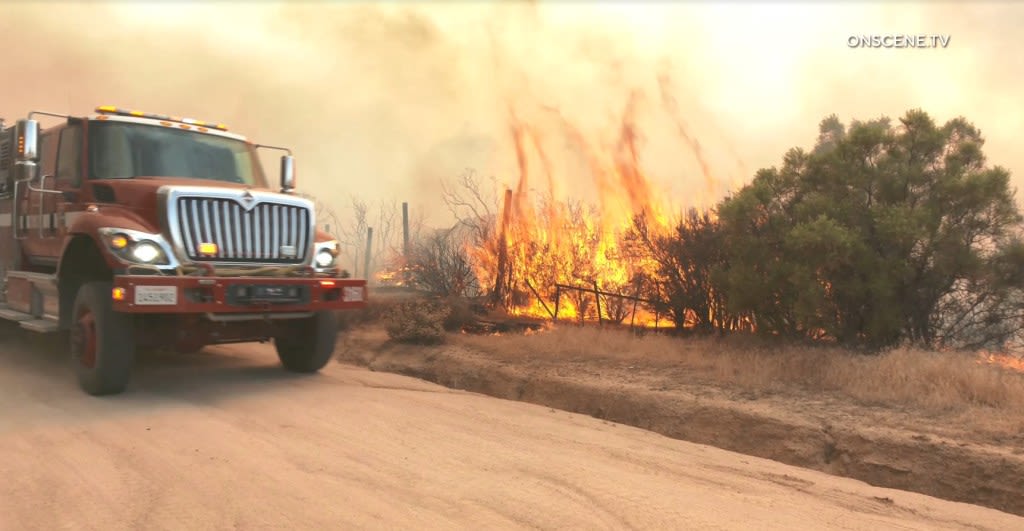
86, 177, 332, 242
91, 177, 274, 206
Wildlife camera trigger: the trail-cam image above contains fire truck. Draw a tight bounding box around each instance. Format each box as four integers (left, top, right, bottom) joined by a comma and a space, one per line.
0, 106, 367, 396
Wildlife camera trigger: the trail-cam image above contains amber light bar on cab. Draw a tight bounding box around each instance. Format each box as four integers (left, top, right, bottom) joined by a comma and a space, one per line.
94, 105, 229, 131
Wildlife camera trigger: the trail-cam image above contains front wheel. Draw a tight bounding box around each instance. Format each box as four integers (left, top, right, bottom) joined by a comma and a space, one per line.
70, 281, 136, 396
274, 312, 338, 373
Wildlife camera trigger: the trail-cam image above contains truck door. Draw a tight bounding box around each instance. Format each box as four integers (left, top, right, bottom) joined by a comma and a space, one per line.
18, 128, 61, 266
46, 122, 85, 259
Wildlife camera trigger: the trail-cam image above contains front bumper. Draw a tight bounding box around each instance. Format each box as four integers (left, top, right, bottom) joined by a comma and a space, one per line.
111, 274, 368, 314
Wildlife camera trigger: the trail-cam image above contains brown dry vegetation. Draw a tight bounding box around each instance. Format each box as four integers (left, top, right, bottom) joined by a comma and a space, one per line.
347, 296, 1024, 422
459, 326, 1024, 415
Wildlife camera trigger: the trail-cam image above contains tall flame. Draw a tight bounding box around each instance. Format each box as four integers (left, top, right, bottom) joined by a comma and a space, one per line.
468, 82, 730, 325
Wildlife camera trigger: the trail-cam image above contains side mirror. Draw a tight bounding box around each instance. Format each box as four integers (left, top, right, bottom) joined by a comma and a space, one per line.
280, 155, 295, 194
15, 119, 39, 162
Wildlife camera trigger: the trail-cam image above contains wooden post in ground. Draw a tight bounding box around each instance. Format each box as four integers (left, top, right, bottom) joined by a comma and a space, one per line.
492, 189, 513, 307
553, 285, 561, 322
402, 202, 410, 259
593, 280, 603, 326
363, 227, 373, 281
630, 279, 642, 331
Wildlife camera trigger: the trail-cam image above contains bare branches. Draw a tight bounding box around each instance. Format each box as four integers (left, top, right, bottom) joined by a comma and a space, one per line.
442, 169, 499, 246
405, 228, 481, 298
300, 193, 410, 282
296, 191, 342, 240
338, 197, 370, 276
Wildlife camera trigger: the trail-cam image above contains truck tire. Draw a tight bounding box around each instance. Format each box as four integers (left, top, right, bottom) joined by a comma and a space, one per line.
274, 311, 338, 373
70, 281, 136, 396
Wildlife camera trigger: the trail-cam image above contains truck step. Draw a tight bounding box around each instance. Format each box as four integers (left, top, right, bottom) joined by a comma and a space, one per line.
19, 317, 59, 333
0, 304, 33, 322
5, 271, 57, 286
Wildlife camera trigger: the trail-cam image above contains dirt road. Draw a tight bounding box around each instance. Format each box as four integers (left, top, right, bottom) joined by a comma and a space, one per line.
0, 332, 1019, 530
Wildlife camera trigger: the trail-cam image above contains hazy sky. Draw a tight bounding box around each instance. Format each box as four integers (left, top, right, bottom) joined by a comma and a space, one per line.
1, 1, 1020, 227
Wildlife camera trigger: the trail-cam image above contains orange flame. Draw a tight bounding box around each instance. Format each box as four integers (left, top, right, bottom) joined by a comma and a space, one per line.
468, 81, 736, 326
978, 352, 1024, 374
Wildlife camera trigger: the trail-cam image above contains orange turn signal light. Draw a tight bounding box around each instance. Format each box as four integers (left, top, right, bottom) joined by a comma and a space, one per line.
111, 287, 126, 301
110, 234, 129, 249
198, 242, 218, 256
319, 280, 336, 288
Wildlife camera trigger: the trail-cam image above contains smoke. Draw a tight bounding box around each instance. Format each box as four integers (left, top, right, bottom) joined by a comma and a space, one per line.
2, 1, 1022, 226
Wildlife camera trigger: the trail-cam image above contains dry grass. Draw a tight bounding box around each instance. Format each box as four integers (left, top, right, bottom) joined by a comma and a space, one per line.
457, 325, 1024, 414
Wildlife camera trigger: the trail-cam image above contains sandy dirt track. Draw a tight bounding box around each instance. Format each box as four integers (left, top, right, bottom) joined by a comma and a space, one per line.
0, 333, 1020, 530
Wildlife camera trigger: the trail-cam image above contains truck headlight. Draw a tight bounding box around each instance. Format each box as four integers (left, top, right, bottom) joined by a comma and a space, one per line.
315, 249, 336, 268
98, 228, 172, 266
131, 242, 163, 263
312, 240, 339, 270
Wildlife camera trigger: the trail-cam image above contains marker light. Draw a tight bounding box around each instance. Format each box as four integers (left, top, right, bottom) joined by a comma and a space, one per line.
320, 280, 336, 288
198, 242, 218, 256
111, 287, 126, 301
94, 106, 229, 131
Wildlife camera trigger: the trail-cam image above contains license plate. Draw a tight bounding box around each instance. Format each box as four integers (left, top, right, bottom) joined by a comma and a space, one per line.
252, 285, 298, 300
261, 286, 287, 297
343, 287, 364, 302
134, 285, 178, 306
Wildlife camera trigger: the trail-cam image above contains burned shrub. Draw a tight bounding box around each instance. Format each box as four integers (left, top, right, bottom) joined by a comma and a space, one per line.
336, 296, 403, 329
405, 228, 480, 298
384, 298, 451, 345
442, 296, 479, 332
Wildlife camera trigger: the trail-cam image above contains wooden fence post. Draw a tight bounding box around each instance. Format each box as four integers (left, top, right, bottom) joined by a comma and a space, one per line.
402, 202, 410, 259
630, 279, 643, 331
363, 227, 373, 281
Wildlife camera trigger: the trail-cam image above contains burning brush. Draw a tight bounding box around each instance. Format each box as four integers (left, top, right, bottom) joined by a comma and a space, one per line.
460, 88, 731, 328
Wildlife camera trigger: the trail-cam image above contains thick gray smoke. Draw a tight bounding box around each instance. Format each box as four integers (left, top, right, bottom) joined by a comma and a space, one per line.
1, 1, 1021, 227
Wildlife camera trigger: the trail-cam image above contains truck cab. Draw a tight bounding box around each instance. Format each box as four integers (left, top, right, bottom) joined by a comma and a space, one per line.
0, 107, 367, 395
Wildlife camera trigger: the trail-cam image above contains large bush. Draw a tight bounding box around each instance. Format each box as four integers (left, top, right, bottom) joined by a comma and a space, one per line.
716, 110, 1024, 350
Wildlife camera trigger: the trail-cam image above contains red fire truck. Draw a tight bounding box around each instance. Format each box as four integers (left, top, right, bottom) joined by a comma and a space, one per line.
0, 106, 367, 395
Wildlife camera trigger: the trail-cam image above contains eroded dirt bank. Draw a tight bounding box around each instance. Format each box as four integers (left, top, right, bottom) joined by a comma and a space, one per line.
336, 327, 1024, 517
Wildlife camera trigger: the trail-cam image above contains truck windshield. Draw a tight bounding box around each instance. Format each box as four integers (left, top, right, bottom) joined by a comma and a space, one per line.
88, 121, 266, 186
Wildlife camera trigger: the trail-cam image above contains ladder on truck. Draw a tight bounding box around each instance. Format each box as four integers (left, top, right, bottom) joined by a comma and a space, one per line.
0, 118, 60, 333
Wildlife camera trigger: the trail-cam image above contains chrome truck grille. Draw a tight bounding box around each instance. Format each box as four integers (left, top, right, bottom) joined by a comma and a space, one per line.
164, 188, 315, 265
